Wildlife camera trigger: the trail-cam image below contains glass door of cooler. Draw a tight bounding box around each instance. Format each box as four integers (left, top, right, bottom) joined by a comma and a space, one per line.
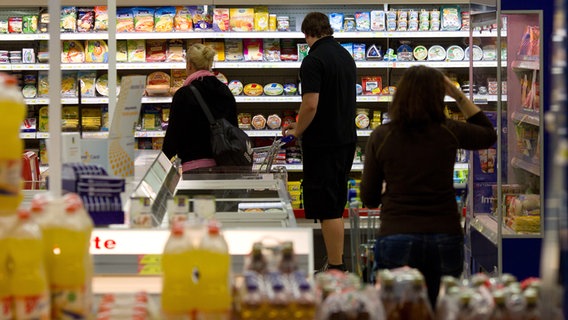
467, 8, 544, 280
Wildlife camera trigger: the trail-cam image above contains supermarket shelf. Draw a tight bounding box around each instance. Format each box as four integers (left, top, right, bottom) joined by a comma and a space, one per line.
511, 156, 540, 176
214, 61, 302, 68
0, 30, 504, 42
511, 110, 540, 126
511, 60, 540, 70
134, 131, 165, 138
20, 132, 36, 139
117, 62, 185, 70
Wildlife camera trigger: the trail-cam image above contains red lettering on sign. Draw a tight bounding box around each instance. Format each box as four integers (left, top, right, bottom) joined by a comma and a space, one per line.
93, 236, 116, 250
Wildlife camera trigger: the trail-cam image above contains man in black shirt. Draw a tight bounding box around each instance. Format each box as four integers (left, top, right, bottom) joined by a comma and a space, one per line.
283, 12, 357, 272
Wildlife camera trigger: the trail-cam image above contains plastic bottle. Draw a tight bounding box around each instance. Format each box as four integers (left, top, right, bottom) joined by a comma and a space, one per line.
246, 242, 268, 274
240, 271, 266, 320
195, 220, 231, 320
8, 209, 50, 319
0, 73, 27, 213
48, 194, 94, 319
490, 290, 513, 320
0, 215, 14, 320
161, 222, 197, 319
399, 274, 434, 320
277, 241, 297, 274
523, 288, 540, 320
291, 275, 316, 320
378, 271, 400, 320
266, 272, 291, 320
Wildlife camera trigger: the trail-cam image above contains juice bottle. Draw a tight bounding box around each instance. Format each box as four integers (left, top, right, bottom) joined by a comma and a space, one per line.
240, 271, 266, 320
49, 194, 94, 319
245, 242, 268, 274
195, 220, 231, 320
0, 73, 27, 213
0, 215, 15, 320
8, 209, 50, 319
277, 241, 297, 274
291, 275, 315, 320
161, 222, 197, 319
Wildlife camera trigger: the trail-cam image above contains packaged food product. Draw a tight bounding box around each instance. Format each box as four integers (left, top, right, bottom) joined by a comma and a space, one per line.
61, 40, 85, 63
213, 8, 229, 32
238, 113, 251, 129
266, 114, 282, 129
353, 43, 366, 61
133, 7, 155, 32
127, 39, 145, 62
116, 8, 134, 33
329, 13, 344, 32
277, 16, 290, 32
298, 43, 310, 61
446, 45, 465, 61
60, 6, 77, 32
244, 39, 263, 61
427, 45, 446, 61
370, 10, 385, 31
397, 43, 413, 61
243, 83, 263, 96
355, 109, 370, 129
166, 39, 185, 62
191, 6, 212, 31
441, 6, 461, 31
62, 106, 79, 131
116, 40, 128, 62
355, 12, 370, 31
214, 71, 228, 85
61, 71, 77, 97
225, 39, 244, 61
77, 7, 95, 32
381, 86, 396, 95
38, 106, 49, 131
174, 6, 192, 31
361, 76, 382, 95
283, 83, 297, 96
229, 8, 254, 32
154, 7, 175, 32
464, 45, 483, 61
39, 10, 49, 33
397, 10, 408, 31
170, 69, 187, 94
37, 72, 49, 97
145, 39, 167, 62
228, 80, 243, 96
413, 45, 427, 60
269, 14, 277, 31
366, 44, 383, 60
22, 84, 37, 99
263, 38, 281, 62
95, 74, 121, 97
263, 83, 284, 96
8, 17, 22, 33
251, 114, 266, 130
85, 40, 109, 63
22, 15, 38, 34
356, 84, 363, 95
94, 6, 108, 31
146, 72, 171, 96
82, 107, 102, 131
254, 7, 269, 31
78, 71, 97, 97
280, 39, 298, 61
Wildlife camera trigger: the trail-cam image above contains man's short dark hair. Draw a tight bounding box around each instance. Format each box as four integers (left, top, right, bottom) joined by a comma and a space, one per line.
301, 12, 334, 38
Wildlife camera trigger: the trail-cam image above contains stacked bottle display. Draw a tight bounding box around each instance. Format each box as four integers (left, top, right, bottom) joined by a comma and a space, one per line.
0, 193, 94, 319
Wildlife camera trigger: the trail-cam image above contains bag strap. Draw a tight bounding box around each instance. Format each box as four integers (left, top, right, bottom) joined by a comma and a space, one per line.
189, 84, 216, 125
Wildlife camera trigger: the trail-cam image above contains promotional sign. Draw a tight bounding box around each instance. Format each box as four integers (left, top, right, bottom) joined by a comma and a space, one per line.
81, 76, 146, 178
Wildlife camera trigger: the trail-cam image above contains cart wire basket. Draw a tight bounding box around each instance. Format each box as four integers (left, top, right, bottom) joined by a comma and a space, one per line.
253, 135, 294, 173
348, 201, 381, 283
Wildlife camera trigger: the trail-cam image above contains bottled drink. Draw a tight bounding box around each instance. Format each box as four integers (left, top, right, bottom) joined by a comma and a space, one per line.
48, 194, 94, 319
291, 275, 315, 320
240, 271, 266, 320
0, 215, 14, 320
8, 209, 50, 319
490, 290, 513, 320
195, 220, 231, 320
246, 242, 268, 274
523, 288, 540, 320
266, 272, 291, 320
161, 222, 197, 319
278, 241, 297, 274
378, 271, 400, 320
399, 274, 434, 320
456, 290, 474, 320
0, 73, 26, 212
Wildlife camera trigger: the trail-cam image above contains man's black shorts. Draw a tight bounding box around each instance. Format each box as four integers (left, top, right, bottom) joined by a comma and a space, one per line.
301, 143, 356, 220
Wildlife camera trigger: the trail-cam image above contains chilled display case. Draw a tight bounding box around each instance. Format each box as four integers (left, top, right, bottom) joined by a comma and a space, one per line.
467, 8, 544, 280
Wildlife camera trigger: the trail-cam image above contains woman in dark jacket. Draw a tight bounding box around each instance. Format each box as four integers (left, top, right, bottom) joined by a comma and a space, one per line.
360, 65, 497, 308
162, 43, 237, 173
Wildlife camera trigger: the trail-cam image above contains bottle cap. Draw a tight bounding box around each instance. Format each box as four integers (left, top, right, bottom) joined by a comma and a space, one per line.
17, 208, 31, 220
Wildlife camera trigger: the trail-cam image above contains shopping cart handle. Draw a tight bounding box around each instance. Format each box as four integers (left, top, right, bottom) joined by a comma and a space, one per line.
281, 135, 295, 144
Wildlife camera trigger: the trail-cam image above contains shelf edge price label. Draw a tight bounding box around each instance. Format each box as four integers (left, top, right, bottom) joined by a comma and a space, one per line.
138, 254, 161, 265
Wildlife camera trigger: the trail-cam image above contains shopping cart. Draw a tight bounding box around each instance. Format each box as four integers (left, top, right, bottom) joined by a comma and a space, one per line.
253, 135, 295, 173
348, 201, 381, 283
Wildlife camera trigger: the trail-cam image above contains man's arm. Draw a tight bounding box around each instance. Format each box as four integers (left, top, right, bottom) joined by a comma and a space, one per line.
283, 92, 319, 138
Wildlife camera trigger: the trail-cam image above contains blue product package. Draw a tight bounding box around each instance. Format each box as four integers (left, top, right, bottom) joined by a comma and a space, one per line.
472, 111, 507, 182
353, 43, 366, 61
341, 43, 353, 57
473, 182, 497, 214
329, 13, 344, 32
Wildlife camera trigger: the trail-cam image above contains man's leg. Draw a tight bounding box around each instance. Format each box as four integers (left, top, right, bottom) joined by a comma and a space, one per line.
321, 217, 345, 267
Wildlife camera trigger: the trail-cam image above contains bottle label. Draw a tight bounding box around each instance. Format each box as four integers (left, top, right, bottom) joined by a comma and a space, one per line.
0, 160, 21, 196
13, 293, 50, 320
51, 287, 90, 320
0, 296, 13, 320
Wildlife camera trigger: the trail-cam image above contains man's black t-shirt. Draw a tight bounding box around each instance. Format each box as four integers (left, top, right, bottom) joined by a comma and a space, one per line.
299, 36, 357, 147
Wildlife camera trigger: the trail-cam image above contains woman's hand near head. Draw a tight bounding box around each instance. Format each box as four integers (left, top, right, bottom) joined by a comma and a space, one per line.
443, 76, 482, 119
444, 76, 464, 101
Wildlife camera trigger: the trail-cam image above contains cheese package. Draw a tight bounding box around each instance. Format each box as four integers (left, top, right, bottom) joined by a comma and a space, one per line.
263, 83, 284, 96
127, 39, 146, 62
38, 71, 49, 97
190, 6, 212, 31
228, 80, 243, 96
243, 83, 263, 96
146, 71, 171, 96
280, 39, 298, 61
78, 71, 97, 97
214, 71, 228, 85
133, 7, 155, 32
85, 40, 109, 63
82, 107, 102, 131
60, 6, 77, 32
166, 39, 185, 62
61, 40, 85, 63
229, 8, 254, 32
61, 71, 78, 97
146, 39, 167, 62
174, 6, 192, 31
244, 39, 263, 61
95, 74, 121, 96
77, 7, 95, 32
213, 8, 230, 32
251, 114, 266, 130
254, 7, 269, 31
154, 7, 175, 32
204, 41, 225, 61
170, 69, 187, 94
116, 8, 134, 33
38, 106, 49, 132
94, 6, 108, 31
116, 40, 128, 62
266, 114, 282, 129
225, 39, 244, 61
361, 76, 382, 95
62, 106, 79, 131
263, 38, 281, 62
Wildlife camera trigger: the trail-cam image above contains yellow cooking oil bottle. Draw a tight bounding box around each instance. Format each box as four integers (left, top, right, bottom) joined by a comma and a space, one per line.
0, 73, 26, 213
48, 193, 94, 319
161, 221, 199, 320
195, 220, 232, 320
8, 209, 50, 319
0, 214, 15, 320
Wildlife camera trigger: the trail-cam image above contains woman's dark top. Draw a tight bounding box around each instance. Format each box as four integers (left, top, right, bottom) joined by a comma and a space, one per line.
360, 111, 497, 236
162, 76, 237, 163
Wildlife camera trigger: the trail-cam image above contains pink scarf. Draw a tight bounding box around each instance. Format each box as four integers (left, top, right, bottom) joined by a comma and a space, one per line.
182, 70, 214, 86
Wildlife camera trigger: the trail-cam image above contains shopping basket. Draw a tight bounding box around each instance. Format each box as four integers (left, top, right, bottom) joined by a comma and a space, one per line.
253, 135, 294, 173
348, 201, 381, 283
